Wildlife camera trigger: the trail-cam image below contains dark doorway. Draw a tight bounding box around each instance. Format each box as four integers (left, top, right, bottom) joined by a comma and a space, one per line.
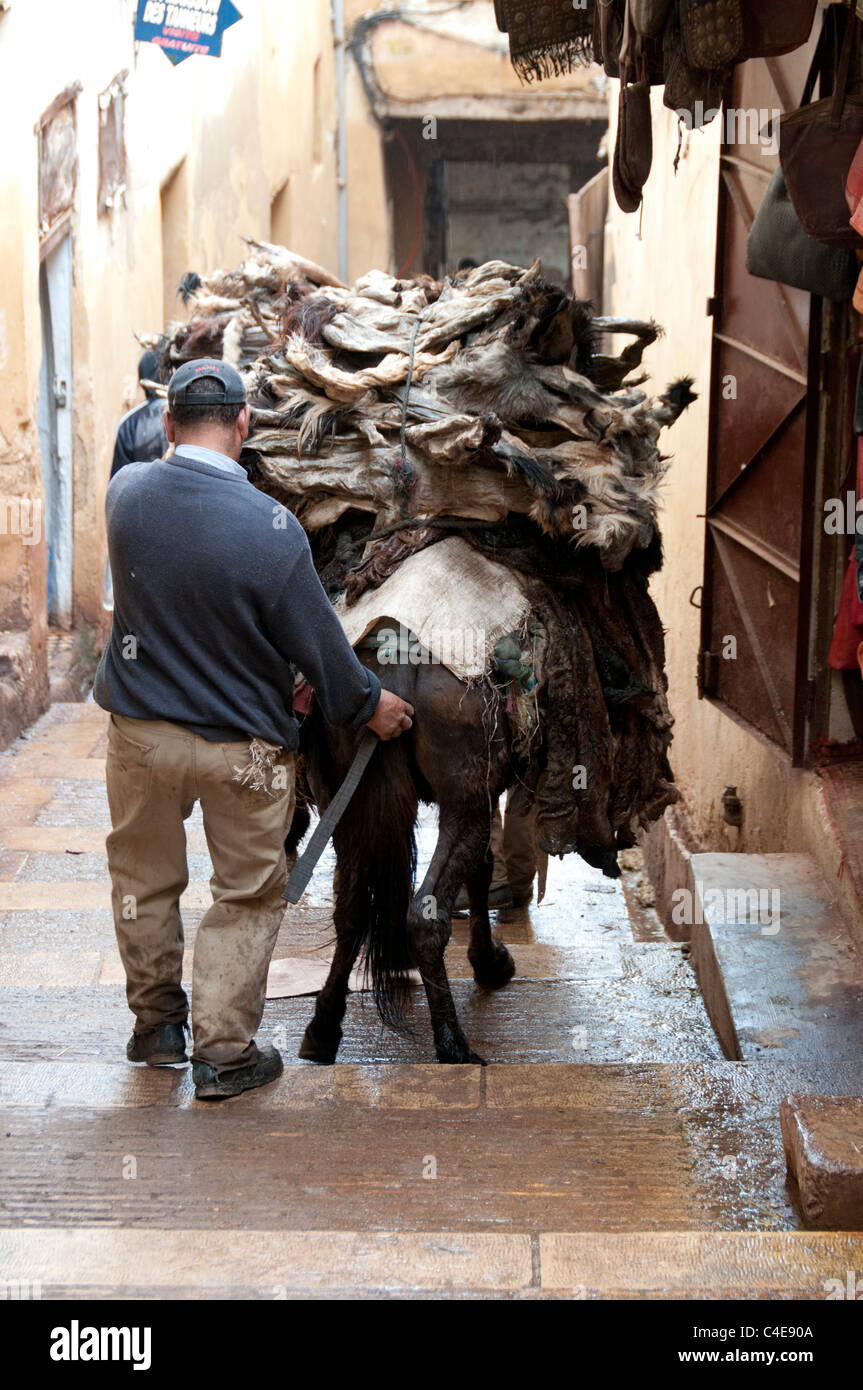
384, 118, 605, 284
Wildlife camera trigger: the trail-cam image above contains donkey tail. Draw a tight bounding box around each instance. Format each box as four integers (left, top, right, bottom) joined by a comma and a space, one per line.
318, 732, 418, 1032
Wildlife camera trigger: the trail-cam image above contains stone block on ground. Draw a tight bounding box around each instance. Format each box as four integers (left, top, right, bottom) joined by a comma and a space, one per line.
781, 1093, 863, 1230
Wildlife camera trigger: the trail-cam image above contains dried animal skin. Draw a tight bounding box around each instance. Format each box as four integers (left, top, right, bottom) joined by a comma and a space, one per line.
281, 334, 459, 402
322, 314, 410, 356
243, 237, 347, 289
151, 241, 696, 872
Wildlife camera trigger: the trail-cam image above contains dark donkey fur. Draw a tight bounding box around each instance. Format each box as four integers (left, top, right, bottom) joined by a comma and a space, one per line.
288, 658, 516, 1066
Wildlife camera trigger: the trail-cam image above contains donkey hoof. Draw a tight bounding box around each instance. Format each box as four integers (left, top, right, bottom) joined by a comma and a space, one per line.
298, 1021, 341, 1065
469, 940, 516, 989
436, 1042, 487, 1066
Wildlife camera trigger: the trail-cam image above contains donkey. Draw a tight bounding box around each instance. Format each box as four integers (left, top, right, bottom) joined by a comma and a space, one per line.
289, 647, 517, 1066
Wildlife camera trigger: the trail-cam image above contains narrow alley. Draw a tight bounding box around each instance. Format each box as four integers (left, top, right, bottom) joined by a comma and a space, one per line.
1, 703, 861, 1299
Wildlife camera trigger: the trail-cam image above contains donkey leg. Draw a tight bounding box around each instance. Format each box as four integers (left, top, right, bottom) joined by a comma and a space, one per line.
299, 851, 363, 1064
466, 836, 516, 989
408, 806, 490, 1065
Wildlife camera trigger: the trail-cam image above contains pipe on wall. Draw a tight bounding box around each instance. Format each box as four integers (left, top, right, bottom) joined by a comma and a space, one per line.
331, 0, 348, 284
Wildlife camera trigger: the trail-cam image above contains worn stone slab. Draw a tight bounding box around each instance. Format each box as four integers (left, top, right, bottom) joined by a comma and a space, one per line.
0, 1228, 534, 1294
0, 974, 723, 1065
0, 1061, 185, 1109
0, 826, 208, 855
0, 882, 211, 911
0, 951, 102, 988
1, 757, 107, 782
690, 853, 863, 1063
0, 1061, 481, 1113
781, 1093, 863, 1231
0, 780, 56, 807
539, 1231, 863, 1296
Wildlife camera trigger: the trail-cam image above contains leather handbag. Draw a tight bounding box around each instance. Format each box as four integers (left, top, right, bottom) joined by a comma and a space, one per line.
681, 0, 743, 70
740, 0, 817, 60
662, 10, 726, 127
746, 166, 860, 302
595, 0, 624, 78
630, 0, 673, 38
781, 10, 863, 250
614, 78, 654, 211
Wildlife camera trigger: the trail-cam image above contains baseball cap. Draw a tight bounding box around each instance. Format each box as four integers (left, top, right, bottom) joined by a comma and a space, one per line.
167, 358, 247, 408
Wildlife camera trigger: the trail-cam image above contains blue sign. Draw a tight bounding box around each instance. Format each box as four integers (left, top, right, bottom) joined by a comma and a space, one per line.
135, 0, 242, 65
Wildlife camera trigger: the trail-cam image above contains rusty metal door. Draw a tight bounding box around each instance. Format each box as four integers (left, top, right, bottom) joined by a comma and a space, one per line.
699, 40, 821, 763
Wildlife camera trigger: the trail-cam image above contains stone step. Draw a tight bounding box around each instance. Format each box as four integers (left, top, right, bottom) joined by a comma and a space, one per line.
2, 1060, 861, 1237
2, 1058, 863, 1298
689, 852, 863, 1064
0, 965, 722, 1064
1, 1226, 861, 1299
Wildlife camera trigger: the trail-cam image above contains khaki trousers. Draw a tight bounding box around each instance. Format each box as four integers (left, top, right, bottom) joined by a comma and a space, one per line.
489, 790, 538, 899
105, 714, 295, 1072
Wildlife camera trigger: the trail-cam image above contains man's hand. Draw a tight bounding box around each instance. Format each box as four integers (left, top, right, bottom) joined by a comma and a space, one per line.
367, 689, 415, 740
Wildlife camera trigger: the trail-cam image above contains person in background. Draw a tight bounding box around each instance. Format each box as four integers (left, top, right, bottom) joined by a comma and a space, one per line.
103, 351, 169, 611
111, 349, 168, 477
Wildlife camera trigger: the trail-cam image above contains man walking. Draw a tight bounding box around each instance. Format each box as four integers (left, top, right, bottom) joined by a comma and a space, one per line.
103, 350, 169, 612
110, 349, 168, 477
94, 359, 413, 1100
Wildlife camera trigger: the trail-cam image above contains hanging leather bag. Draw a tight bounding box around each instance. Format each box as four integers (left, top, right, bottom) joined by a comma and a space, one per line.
595, 0, 624, 78
746, 166, 860, 302
630, 0, 673, 38
662, 7, 727, 127
740, 0, 817, 60
680, 0, 743, 70
780, 9, 863, 250
612, 2, 656, 211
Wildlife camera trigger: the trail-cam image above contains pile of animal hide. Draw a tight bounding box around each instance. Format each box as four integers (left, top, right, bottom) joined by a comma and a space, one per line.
152, 239, 694, 874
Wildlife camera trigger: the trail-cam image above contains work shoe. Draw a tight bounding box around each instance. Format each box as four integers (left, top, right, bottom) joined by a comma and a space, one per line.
193, 1045, 283, 1102
453, 885, 515, 913
126, 1022, 188, 1067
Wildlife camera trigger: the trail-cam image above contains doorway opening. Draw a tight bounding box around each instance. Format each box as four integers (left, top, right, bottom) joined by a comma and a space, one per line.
384, 118, 606, 284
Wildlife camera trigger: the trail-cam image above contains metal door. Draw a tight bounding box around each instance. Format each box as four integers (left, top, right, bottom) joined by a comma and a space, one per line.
699, 40, 821, 763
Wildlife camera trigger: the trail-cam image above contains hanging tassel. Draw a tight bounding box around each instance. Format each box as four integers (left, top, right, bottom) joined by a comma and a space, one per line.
232, 738, 284, 797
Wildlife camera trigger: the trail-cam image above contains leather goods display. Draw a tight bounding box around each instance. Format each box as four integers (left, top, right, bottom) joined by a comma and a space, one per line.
680, 0, 743, 70
620, 76, 654, 188
780, 9, 863, 250
630, 0, 673, 38
614, 79, 652, 211
662, 7, 727, 126
739, 0, 817, 60
746, 166, 860, 302
595, 0, 624, 79
495, 0, 594, 80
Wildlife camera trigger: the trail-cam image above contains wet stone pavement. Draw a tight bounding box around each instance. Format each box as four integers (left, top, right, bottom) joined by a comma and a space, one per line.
0, 703, 861, 1299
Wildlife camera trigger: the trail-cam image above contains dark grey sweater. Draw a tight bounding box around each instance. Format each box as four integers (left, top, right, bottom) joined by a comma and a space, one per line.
94, 454, 381, 746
